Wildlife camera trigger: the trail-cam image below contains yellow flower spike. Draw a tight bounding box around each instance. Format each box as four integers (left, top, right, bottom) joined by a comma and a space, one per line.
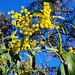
31, 24, 35, 29
12, 40, 16, 43
44, 24, 48, 29
20, 30, 23, 33
25, 37, 29, 42
24, 9, 27, 13
49, 26, 54, 29
29, 32, 32, 36
6, 48, 10, 51
56, 26, 60, 30
68, 47, 73, 50
70, 50, 73, 53
3, 62, 6, 65
36, 24, 39, 28
15, 12, 18, 15
21, 70, 24, 74
40, 40, 44, 44
73, 51, 75, 54
24, 31, 28, 35
20, 10, 23, 13
40, 23, 44, 28
20, 57, 22, 59
11, 35, 15, 39
32, 52, 35, 55
11, 15, 15, 18
21, 6, 24, 9
8, 12, 10, 15
11, 10, 14, 14
14, 15, 18, 20
43, 2, 49, 6
27, 12, 30, 15
29, 15, 33, 18
17, 24, 20, 27
27, 61, 29, 63
37, 46, 40, 50
18, 13, 22, 17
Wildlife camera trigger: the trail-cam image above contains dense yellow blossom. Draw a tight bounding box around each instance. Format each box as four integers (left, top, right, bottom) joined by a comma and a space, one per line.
9, 2, 64, 54
11, 10, 14, 14
11, 39, 21, 52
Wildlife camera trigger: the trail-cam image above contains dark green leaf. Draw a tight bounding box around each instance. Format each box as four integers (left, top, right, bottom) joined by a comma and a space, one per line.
29, 30, 40, 40
20, 35, 25, 50
52, 36, 60, 53
61, 63, 68, 75
31, 10, 43, 14
61, 23, 67, 35
57, 64, 61, 75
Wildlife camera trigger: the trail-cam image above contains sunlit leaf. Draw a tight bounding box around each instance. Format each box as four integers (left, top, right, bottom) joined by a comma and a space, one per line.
20, 35, 25, 50
53, 16, 65, 20
61, 23, 67, 35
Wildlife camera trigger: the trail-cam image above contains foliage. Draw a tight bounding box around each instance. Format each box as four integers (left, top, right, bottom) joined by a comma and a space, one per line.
0, 2, 75, 75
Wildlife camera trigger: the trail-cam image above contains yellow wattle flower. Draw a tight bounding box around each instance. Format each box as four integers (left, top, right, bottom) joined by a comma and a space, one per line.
21, 6, 24, 9
32, 52, 35, 55
11, 10, 14, 14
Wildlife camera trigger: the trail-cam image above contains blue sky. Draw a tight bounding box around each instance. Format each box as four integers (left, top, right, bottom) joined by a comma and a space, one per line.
0, 0, 36, 15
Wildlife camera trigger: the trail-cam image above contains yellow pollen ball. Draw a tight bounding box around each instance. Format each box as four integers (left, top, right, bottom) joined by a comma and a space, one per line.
32, 52, 35, 55
11, 10, 14, 14
36, 24, 39, 27
8, 12, 10, 15
21, 10, 23, 13
20, 30, 23, 33
21, 6, 24, 9
24, 9, 27, 13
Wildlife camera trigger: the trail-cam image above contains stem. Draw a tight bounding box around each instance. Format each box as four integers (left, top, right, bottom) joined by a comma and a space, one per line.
39, 31, 63, 62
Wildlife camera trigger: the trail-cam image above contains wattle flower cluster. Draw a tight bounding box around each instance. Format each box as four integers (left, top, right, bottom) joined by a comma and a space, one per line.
8, 2, 56, 53
33, 2, 55, 29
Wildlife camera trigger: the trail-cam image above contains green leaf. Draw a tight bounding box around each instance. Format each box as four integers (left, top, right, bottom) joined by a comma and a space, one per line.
67, 53, 75, 75
57, 64, 61, 75
61, 63, 68, 75
29, 30, 40, 40
17, 69, 21, 75
2, 65, 5, 73
69, 23, 75, 28
11, 28, 18, 35
37, 69, 44, 75
53, 16, 65, 20
31, 10, 43, 14
0, 29, 2, 34
1, 44, 6, 49
61, 23, 67, 35
45, 46, 58, 51
20, 35, 25, 50
12, 19, 16, 25
52, 36, 60, 52
62, 53, 75, 75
